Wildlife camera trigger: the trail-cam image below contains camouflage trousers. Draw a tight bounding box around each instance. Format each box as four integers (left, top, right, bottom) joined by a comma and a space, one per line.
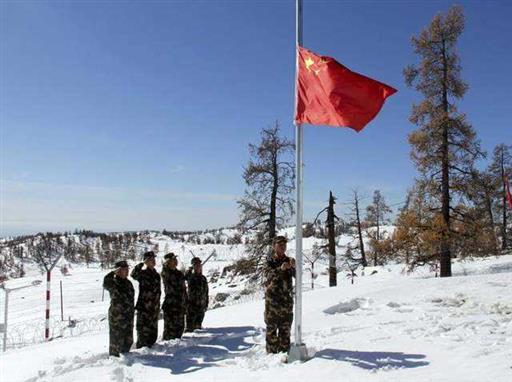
162, 310, 185, 340
108, 310, 134, 357
264, 302, 293, 354
186, 307, 205, 332
135, 309, 159, 348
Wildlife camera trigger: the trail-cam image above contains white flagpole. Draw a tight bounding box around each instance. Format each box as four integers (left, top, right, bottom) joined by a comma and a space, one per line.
289, 0, 308, 363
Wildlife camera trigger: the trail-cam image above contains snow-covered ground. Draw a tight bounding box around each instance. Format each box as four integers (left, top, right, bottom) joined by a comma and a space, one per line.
1, 251, 511, 382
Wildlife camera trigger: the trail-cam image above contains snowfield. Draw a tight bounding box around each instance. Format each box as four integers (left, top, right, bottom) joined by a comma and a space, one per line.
1, 253, 511, 382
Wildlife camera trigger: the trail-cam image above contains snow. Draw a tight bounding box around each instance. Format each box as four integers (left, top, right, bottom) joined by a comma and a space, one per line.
1, 250, 511, 381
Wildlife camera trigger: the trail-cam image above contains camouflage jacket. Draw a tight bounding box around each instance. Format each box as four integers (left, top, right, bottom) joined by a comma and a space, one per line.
264, 254, 295, 310
103, 271, 135, 317
161, 266, 187, 313
186, 271, 209, 311
131, 263, 161, 313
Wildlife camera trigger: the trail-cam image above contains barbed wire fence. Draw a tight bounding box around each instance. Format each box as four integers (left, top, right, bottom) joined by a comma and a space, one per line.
1, 273, 112, 350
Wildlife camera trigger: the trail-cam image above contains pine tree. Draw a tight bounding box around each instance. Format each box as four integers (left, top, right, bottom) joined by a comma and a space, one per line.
404, 6, 483, 276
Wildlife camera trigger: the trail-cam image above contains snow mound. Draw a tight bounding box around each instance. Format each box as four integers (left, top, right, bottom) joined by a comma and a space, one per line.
323, 298, 371, 315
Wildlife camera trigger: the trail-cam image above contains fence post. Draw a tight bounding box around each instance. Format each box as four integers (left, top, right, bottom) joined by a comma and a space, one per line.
2, 289, 9, 352
60, 280, 64, 321
2, 281, 41, 351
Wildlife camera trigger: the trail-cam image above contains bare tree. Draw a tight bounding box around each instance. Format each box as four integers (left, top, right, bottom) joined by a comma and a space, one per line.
366, 190, 392, 266
33, 235, 65, 272
342, 247, 359, 285
489, 144, 512, 250
238, 121, 295, 264
304, 242, 326, 289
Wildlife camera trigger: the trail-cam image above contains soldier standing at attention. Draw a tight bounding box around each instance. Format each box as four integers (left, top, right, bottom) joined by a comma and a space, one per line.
264, 235, 296, 354
131, 251, 161, 348
185, 257, 209, 332
161, 252, 187, 340
103, 260, 134, 357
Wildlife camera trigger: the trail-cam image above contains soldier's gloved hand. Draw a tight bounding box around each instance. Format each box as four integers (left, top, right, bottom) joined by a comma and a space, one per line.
281, 262, 291, 271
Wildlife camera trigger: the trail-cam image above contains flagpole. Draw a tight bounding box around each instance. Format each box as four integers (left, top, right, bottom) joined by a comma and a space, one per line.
289, 0, 308, 363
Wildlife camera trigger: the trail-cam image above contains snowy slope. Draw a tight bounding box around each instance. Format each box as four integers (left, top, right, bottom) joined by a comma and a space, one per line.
1, 255, 511, 382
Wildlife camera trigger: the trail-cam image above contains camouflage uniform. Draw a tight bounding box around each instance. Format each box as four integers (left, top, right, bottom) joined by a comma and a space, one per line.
161, 265, 187, 340
131, 262, 161, 348
264, 254, 295, 354
103, 270, 134, 357
185, 270, 209, 331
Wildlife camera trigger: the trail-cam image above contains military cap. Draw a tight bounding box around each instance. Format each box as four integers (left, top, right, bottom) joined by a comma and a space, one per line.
191, 257, 202, 265
272, 235, 287, 245
114, 260, 129, 268
164, 252, 176, 260
143, 251, 156, 260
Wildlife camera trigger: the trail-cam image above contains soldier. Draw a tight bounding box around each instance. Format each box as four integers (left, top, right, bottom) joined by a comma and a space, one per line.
185, 257, 208, 332
131, 251, 161, 348
264, 235, 296, 354
103, 260, 134, 357
161, 252, 187, 340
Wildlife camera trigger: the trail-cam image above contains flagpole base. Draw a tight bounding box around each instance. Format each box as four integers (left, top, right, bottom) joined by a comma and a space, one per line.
288, 343, 309, 363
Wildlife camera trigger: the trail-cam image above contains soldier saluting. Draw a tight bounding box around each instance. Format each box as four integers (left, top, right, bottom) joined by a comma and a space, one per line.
131, 251, 161, 349
161, 252, 187, 340
185, 257, 208, 332
264, 235, 296, 354
103, 260, 134, 357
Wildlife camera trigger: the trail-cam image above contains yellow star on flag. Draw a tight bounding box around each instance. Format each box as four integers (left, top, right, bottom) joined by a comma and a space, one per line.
304, 56, 315, 72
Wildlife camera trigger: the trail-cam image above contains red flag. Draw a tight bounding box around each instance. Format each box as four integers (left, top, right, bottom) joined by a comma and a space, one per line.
505, 176, 512, 209
295, 46, 397, 132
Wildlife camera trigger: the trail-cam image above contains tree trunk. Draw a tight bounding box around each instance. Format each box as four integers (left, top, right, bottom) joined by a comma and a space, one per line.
484, 187, 499, 256
327, 191, 337, 287
355, 194, 368, 267
311, 262, 314, 290
269, 153, 278, 244
440, 39, 452, 277
374, 205, 380, 266
500, 148, 508, 250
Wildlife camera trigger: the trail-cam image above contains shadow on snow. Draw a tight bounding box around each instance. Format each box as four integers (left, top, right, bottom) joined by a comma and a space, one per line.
129, 326, 258, 375
314, 348, 429, 370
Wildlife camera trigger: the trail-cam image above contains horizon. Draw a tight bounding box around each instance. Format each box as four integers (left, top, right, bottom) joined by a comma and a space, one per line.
2, 0, 511, 237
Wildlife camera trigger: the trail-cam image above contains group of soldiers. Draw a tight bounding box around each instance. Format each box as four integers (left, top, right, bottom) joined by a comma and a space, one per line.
103, 251, 208, 357
103, 235, 296, 357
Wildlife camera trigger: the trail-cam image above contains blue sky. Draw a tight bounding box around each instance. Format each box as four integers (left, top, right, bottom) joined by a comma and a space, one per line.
1, 0, 511, 236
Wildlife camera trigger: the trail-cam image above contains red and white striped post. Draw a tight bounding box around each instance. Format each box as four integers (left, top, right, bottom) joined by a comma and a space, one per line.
43, 251, 62, 341
45, 270, 51, 340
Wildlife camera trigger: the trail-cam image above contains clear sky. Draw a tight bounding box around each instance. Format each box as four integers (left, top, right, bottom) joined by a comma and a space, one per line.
1, 0, 511, 237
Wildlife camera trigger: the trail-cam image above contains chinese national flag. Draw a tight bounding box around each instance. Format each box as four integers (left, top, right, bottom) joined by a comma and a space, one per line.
295, 46, 397, 132
505, 176, 512, 209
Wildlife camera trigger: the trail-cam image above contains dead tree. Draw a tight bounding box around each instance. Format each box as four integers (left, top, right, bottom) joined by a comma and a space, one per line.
314, 191, 339, 287
351, 190, 368, 267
